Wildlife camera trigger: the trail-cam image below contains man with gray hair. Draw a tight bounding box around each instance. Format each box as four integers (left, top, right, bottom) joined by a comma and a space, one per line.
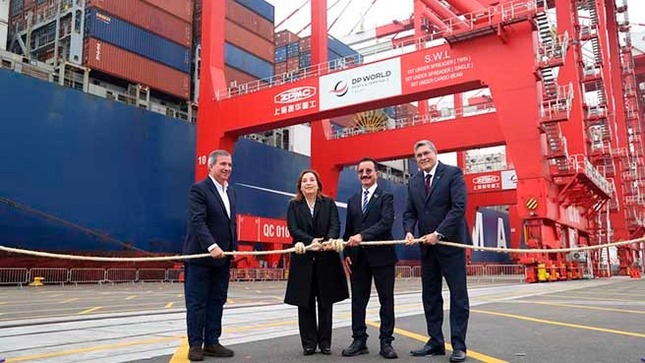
182, 149, 237, 361
403, 140, 470, 363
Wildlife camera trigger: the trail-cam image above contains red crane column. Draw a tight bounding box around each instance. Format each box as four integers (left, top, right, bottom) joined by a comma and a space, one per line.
194, 0, 233, 180
309, 0, 342, 198
595, 0, 629, 245
554, 0, 586, 155
606, 0, 643, 273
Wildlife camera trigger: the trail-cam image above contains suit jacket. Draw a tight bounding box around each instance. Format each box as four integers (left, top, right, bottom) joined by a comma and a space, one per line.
182, 177, 237, 267
284, 196, 349, 307
343, 186, 397, 267
403, 162, 470, 256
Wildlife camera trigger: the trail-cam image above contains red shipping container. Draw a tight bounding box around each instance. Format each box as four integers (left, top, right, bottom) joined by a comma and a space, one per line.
87, 0, 192, 47
225, 66, 268, 88
274, 62, 287, 75
84, 38, 190, 100
225, 0, 273, 41
23, 0, 35, 10
299, 37, 311, 52
141, 0, 193, 23
225, 20, 274, 63
275, 30, 299, 47
286, 57, 299, 72
193, 0, 273, 42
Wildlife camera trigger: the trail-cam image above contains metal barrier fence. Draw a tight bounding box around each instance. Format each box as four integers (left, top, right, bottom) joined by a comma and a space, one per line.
0, 268, 29, 286
0, 265, 528, 286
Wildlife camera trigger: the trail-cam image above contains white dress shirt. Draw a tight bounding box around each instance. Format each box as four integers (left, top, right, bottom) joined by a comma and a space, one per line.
207, 175, 230, 251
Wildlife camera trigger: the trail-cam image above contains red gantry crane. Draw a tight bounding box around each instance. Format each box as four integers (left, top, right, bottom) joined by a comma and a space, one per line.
196, 0, 645, 281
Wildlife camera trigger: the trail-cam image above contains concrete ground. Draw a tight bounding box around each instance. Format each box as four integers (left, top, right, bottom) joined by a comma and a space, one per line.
0, 277, 643, 363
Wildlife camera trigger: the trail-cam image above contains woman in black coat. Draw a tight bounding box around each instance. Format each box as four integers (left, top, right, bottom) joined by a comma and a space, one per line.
284, 169, 349, 356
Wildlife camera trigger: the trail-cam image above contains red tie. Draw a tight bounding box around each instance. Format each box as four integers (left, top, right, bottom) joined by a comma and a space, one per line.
425, 174, 432, 195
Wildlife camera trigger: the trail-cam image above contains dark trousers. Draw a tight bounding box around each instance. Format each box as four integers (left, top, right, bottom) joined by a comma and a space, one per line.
298, 267, 333, 349
184, 262, 230, 348
421, 248, 469, 352
350, 255, 395, 343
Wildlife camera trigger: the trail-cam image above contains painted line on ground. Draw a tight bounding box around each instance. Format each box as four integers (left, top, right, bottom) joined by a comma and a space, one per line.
366, 320, 508, 363
79, 307, 102, 315
472, 309, 645, 338
523, 301, 645, 314
4, 336, 182, 362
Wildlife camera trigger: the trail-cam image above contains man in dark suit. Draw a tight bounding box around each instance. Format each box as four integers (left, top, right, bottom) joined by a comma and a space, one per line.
341, 157, 398, 359
182, 149, 237, 362
403, 140, 470, 363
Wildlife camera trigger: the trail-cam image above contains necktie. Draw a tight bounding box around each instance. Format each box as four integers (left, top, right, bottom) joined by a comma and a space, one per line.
425, 174, 432, 196
362, 189, 369, 213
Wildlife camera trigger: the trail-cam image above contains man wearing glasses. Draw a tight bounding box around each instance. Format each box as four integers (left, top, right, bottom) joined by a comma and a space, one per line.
341, 157, 398, 359
403, 140, 470, 363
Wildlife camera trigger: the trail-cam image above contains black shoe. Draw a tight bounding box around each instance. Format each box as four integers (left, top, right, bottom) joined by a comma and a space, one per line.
341, 339, 369, 357
319, 345, 331, 355
188, 346, 204, 361
379, 342, 398, 359
410, 345, 445, 356
303, 347, 316, 356
203, 343, 234, 357
449, 349, 467, 362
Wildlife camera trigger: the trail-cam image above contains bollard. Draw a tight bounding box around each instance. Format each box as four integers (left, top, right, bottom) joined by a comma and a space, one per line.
29, 276, 45, 287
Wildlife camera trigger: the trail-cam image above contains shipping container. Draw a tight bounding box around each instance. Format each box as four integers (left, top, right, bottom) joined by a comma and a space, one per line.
84, 38, 190, 99
227, 0, 273, 40
87, 0, 192, 47
299, 37, 311, 52
225, 42, 273, 80
21, 0, 34, 11
274, 46, 287, 63
225, 66, 268, 88
234, 0, 274, 22
86, 8, 191, 73
286, 57, 299, 72
141, 0, 192, 23
194, 0, 274, 43
274, 61, 287, 75
286, 41, 299, 58
298, 53, 311, 70
275, 29, 299, 47
225, 19, 274, 63
328, 34, 356, 57
9, 0, 22, 16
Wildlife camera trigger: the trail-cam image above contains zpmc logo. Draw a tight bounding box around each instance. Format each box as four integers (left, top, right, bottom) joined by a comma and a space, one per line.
274, 86, 316, 104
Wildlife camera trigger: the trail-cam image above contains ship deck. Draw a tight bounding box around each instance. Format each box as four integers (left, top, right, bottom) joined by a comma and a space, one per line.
1, 278, 644, 363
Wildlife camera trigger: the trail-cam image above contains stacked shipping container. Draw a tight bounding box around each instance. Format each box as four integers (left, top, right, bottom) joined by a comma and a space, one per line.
273, 31, 362, 80
83, 0, 193, 100
194, 0, 275, 88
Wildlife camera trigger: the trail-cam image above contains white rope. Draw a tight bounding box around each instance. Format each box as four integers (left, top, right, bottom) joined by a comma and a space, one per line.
1, 236, 643, 262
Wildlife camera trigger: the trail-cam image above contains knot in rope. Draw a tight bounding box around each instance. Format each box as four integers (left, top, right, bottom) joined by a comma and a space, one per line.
326, 238, 345, 253
294, 242, 306, 254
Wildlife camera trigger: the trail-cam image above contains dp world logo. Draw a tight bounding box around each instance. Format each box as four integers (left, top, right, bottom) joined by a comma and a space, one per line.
330, 81, 348, 97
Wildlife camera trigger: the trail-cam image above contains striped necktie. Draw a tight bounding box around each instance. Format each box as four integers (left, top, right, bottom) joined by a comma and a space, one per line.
362, 189, 369, 213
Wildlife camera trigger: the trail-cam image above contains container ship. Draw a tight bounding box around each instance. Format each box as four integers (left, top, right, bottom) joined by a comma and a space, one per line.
1, 0, 644, 281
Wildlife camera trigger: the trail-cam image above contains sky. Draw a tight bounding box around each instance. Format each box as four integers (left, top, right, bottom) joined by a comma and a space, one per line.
267, 0, 645, 50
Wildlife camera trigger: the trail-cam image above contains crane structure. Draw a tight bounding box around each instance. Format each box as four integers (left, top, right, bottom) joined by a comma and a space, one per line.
196, 0, 645, 281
